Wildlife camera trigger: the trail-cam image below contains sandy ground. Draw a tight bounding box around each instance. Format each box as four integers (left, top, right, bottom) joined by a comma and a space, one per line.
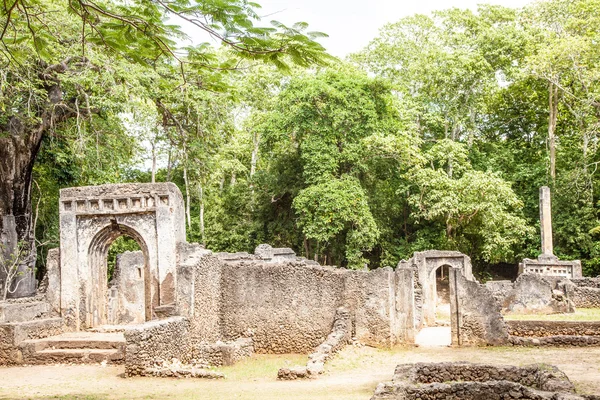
414, 327, 452, 346
1, 345, 600, 400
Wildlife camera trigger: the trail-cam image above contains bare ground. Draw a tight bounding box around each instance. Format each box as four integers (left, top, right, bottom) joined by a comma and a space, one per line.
1, 345, 600, 400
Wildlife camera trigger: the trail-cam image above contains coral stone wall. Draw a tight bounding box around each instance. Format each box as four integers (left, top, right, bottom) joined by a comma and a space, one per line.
506, 320, 600, 337
177, 247, 411, 353
124, 317, 191, 376
220, 261, 347, 353
371, 362, 590, 400
453, 272, 508, 346
563, 278, 600, 308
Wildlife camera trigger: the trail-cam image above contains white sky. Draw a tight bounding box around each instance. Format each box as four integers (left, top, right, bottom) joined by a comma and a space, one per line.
190, 0, 533, 58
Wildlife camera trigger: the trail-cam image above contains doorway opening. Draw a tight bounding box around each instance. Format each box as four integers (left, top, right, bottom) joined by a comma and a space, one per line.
88, 223, 152, 327
416, 264, 453, 346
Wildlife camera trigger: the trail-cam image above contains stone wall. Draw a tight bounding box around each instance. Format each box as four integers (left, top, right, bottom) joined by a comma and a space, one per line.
506, 320, 600, 337
453, 271, 508, 346
371, 362, 597, 400
561, 278, 600, 308
107, 251, 146, 325
509, 335, 600, 347
177, 245, 409, 354
176, 243, 222, 343
484, 280, 513, 305
498, 273, 574, 314
124, 316, 191, 376
0, 317, 64, 365
220, 261, 346, 353
278, 307, 352, 379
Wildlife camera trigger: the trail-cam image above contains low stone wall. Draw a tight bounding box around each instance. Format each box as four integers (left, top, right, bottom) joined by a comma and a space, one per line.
0, 318, 64, 365
124, 317, 191, 376
370, 362, 597, 400
509, 335, 600, 346
506, 320, 600, 337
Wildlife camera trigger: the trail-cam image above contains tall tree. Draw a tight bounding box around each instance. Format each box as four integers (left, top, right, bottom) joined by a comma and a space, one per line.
0, 0, 329, 297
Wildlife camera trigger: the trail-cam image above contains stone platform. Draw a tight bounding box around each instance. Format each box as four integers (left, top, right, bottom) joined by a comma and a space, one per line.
20, 332, 125, 364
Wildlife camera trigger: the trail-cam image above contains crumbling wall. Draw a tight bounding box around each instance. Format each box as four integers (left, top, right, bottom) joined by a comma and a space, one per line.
453, 271, 508, 346
343, 267, 402, 346
561, 278, 600, 308
501, 273, 574, 314
484, 280, 513, 305
220, 261, 346, 353
0, 317, 64, 365
124, 317, 191, 376
176, 243, 222, 343
278, 307, 352, 379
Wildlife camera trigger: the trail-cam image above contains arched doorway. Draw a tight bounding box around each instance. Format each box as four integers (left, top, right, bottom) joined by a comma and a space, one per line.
415, 264, 453, 346
59, 183, 185, 330
88, 222, 153, 327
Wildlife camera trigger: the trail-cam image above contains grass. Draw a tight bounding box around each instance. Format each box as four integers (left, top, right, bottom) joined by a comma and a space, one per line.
213, 353, 307, 379
503, 308, 600, 321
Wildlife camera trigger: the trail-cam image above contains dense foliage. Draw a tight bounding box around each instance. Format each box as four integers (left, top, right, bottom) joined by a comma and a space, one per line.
3, 0, 600, 279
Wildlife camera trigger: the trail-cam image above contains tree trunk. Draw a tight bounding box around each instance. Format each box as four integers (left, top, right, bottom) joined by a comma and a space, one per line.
151, 141, 157, 183
0, 117, 45, 298
548, 81, 559, 183
198, 184, 205, 244
182, 160, 191, 229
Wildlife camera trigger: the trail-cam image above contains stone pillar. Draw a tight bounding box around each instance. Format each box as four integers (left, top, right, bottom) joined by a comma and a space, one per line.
539, 186, 555, 259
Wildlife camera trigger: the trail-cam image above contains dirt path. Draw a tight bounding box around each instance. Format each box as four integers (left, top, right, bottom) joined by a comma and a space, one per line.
1, 346, 599, 400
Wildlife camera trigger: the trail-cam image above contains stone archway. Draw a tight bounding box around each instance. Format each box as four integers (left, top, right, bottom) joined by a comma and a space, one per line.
59, 183, 185, 330
412, 251, 474, 328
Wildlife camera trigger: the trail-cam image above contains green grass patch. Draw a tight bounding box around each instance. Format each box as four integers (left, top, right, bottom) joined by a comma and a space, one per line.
212, 353, 307, 380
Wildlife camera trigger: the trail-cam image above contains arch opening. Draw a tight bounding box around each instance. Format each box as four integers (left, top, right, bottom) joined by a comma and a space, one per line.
88, 222, 153, 327
416, 264, 453, 347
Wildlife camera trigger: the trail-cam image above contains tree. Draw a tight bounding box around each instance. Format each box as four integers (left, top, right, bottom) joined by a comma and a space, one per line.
0, 0, 330, 297
293, 176, 379, 268
408, 140, 534, 263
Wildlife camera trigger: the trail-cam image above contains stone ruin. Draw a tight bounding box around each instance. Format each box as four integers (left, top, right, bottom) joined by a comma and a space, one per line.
0, 182, 599, 380
371, 362, 600, 400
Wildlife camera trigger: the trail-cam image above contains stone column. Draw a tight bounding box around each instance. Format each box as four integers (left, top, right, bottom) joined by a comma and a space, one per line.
539, 186, 555, 258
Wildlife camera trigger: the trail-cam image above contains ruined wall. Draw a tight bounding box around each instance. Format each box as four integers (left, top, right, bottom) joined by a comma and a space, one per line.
0, 318, 64, 365
506, 320, 600, 337
562, 278, 600, 308
176, 243, 222, 343
178, 245, 408, 353
500, 273, 574, 314
220, 261, 346, 353
453, 271, 508, 346
343, 267, 404, 346
36, 248, 61, 317
124, 317, 191, 376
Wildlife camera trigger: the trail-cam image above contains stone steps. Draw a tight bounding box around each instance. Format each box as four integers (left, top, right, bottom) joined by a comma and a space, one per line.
20, 332, 125, 364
